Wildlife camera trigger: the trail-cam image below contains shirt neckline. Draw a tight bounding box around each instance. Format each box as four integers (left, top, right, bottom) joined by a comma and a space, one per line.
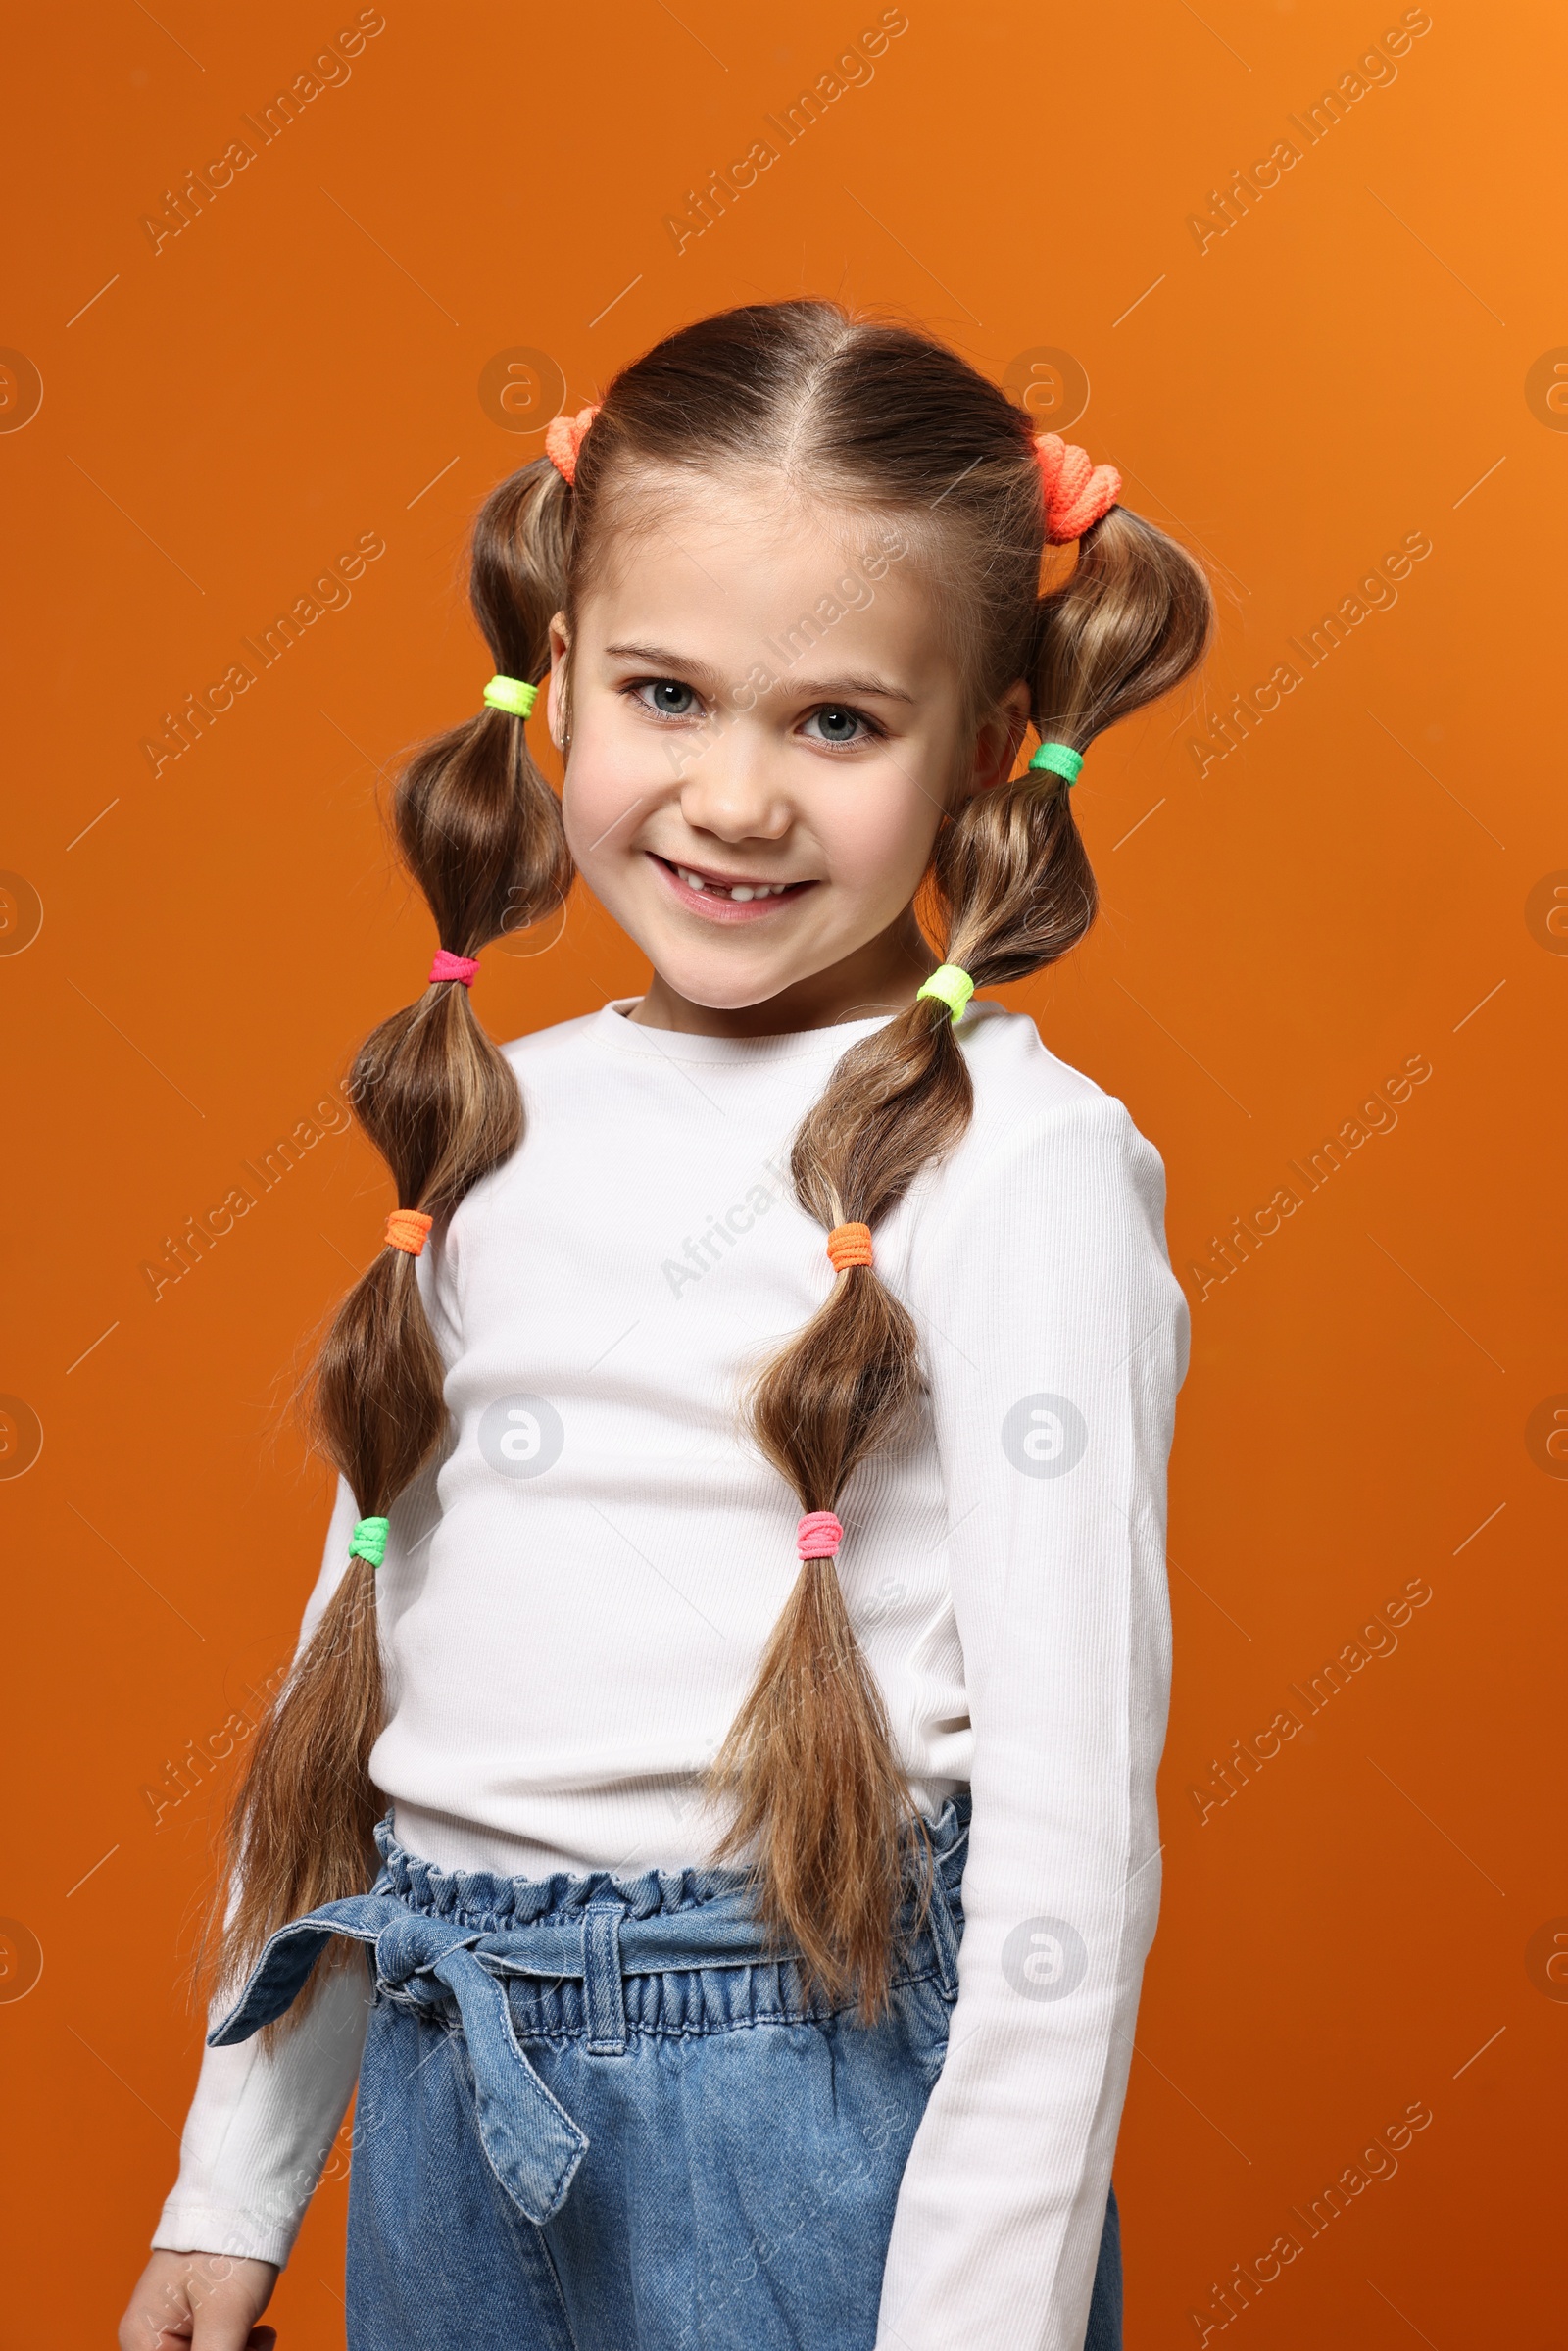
589, 998, 900, 1066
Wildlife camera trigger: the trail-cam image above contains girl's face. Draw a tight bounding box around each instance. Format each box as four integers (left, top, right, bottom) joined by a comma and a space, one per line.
551, 474, 1025, 1034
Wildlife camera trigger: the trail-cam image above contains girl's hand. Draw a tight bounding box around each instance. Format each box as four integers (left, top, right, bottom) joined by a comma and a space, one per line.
119, 2250, 279, 2348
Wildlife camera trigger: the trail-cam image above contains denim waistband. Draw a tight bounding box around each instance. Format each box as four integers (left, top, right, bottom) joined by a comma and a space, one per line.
210, 1790, 970, 2229
372, 1788, 971, 1948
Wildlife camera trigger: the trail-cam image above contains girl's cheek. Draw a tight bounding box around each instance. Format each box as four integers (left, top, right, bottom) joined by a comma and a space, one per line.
813, 768, 943, 889
562, 749, 639, 863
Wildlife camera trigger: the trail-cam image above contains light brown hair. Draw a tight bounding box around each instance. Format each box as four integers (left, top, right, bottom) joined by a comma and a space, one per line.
214, 299, 1211, 2023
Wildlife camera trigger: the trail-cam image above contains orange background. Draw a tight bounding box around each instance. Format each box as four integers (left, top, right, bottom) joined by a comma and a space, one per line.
4, 2, 1564, 2342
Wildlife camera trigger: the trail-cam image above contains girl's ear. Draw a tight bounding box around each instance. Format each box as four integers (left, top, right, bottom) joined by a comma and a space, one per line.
547, 611, 571, 750
965, 678, 1032, 797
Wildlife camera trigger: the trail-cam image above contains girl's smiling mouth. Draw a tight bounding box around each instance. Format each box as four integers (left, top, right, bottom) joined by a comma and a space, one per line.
649, 852, 818, 921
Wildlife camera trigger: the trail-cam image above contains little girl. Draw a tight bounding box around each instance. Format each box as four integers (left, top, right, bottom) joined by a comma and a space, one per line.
122, 299, 1210, 2351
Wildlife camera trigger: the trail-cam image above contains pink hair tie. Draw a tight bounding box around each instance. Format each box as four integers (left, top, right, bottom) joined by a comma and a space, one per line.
544, 404, 601, 486
429, 949, 480, 987
1034, 432, 1121, 545
797, 1510, 844, 1560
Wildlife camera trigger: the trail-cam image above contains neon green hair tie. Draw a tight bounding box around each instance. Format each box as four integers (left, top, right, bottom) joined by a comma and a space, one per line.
1028, 741, 1084, 785
350, 1516, 390, 1569
483, 674, 538, 719
916, 964, 975, 1023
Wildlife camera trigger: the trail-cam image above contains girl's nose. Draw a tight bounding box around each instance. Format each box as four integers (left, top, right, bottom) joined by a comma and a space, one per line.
676, 735, 793, 844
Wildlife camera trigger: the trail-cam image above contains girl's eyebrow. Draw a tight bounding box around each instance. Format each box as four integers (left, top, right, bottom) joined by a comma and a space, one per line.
605, 640, 712, 676
799, 672, 916, 705
604, 641, 916, 706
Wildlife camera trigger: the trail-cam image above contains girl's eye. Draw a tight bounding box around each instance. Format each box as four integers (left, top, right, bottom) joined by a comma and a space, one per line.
635, 678, 699, 718
804, 705, 875, 746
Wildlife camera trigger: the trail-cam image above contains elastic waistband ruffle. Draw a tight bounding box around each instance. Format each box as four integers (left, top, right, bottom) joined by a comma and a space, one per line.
373, 1788, 971, 1932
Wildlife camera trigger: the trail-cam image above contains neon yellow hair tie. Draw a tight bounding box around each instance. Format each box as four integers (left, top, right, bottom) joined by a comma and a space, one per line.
350, 1516, 389, 1569
1028, 741, 1083, 785
916, 964, 975, 1023
483, 674, 538, 718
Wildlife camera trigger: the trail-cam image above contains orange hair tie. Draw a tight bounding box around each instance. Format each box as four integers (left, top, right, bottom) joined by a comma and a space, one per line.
826, 1221, 873, 1272
544, 404, 601, 486
1034, 432, 1121, 545
385, 1209, 434, 1257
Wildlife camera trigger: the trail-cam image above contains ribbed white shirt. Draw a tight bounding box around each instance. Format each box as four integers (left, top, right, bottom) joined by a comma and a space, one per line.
155, 999, 1187, 2351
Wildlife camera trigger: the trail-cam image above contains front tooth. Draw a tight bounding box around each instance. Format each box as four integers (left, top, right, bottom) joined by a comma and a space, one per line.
680, 868, 706, 891
730, 885, 755, 902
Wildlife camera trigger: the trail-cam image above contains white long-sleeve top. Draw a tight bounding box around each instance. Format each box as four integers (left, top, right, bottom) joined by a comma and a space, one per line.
155, 998, 1187, 2351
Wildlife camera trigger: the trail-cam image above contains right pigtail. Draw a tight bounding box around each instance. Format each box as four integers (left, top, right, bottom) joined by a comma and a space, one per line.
211, 463, 574, 2005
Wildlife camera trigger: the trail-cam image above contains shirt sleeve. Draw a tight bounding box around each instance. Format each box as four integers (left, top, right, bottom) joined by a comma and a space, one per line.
876, 1092, 1187, 2351
151, 1917, 372, 2266
152, 1474, 372, 2266
154, 1229, 460, 2266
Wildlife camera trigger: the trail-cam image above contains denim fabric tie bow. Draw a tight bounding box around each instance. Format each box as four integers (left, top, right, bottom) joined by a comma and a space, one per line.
210, 1894, 589, 2225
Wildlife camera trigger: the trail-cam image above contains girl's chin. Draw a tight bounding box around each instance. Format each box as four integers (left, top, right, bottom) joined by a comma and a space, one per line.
645, 959, 806, 1013
626, 907, 835, 1006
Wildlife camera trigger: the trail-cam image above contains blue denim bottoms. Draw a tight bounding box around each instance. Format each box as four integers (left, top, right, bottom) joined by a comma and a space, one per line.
215, 1793, 1122, 2350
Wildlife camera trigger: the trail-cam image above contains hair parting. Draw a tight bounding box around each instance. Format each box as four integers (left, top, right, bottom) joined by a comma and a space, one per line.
214, 300, 1211, 2023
